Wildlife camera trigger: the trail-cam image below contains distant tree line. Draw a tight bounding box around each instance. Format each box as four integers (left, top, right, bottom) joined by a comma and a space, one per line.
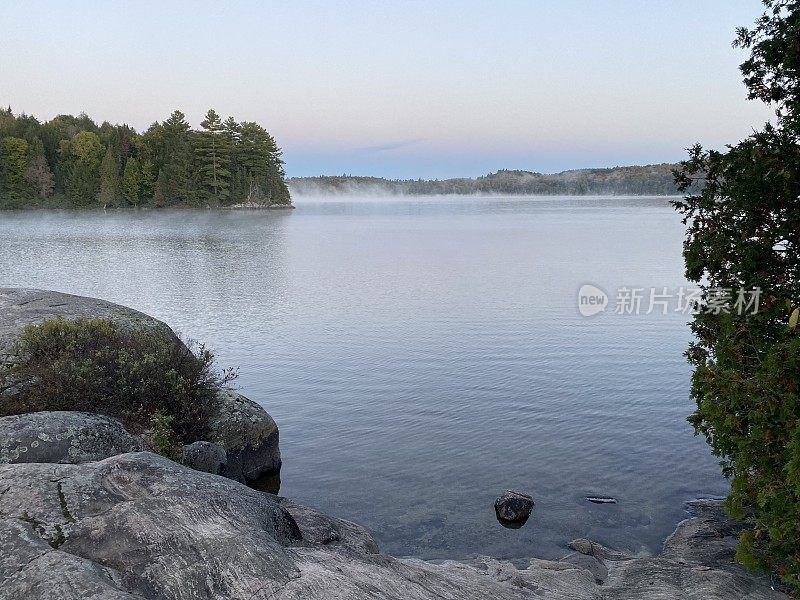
288, 164, 681, 196
0, 108, 291, 209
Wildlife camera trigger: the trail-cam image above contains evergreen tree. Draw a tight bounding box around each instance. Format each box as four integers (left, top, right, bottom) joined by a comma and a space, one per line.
139, 158, 156, 203
236, 122, 290, 205
0, 106, 290, 209
0, 136, 31, 198
98, 145, 120, 206
196, 109, 231, 205
673, 0, 800, 585
263, 131, 290, 204
160, 110, 194, 203
153, 168, 168, 207
121, 157, 141, 207
224, 116, 242, 201
25, 154, 55, 199
63, 131, 103, 206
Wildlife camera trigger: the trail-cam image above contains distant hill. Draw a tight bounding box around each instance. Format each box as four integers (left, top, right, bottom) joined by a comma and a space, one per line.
288, 164, 681, 196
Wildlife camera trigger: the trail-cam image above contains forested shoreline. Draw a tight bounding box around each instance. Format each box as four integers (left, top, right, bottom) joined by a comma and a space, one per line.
0, 108, 291, 209
288, 164, 680, 196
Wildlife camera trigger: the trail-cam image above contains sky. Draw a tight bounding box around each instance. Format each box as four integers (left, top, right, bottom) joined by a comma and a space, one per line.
0, 0, 775, 179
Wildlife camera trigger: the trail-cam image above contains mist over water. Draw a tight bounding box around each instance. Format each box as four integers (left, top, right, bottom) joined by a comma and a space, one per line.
0, 196, 727, 560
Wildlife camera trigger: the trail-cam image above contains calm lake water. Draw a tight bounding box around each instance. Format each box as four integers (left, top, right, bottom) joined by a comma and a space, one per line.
0, 196, 727, 560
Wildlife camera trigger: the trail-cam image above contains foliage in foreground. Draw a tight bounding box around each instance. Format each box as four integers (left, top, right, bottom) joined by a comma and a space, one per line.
0, 317, 236, 448
673, 0, 800, 586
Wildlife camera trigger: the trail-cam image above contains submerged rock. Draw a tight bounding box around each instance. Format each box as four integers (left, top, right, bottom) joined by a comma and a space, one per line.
560, 552, 608, 584
585, 496, 617, 504
494, 490, 535, 524
568, 538, 629, 562
278, 497, 380, 554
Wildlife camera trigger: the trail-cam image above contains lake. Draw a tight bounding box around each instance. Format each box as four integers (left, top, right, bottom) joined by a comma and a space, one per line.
0, 196, 727, 561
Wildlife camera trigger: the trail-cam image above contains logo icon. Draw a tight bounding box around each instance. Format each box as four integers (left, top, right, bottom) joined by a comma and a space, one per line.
578, 284, 608, 317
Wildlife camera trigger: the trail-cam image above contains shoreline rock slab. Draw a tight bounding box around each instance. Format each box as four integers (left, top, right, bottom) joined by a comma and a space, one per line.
0, 453, 302, 600
0, 452, 787, 599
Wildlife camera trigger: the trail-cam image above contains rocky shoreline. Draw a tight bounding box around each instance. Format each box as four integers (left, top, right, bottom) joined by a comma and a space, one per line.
0, 288, 789, 599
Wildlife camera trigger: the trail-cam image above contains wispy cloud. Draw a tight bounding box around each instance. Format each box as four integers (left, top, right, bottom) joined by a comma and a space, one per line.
351, 139, 426, 156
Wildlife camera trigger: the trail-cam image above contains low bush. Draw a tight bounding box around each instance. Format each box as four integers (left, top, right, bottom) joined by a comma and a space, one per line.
0, 317, 236, 445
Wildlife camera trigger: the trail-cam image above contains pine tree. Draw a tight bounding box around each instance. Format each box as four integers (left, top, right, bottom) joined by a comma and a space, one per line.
264, 131, 290, 204
159, 110, 194, 205
98, 145, 120, 206
196, 109, 231, 205
224, 116, 242, 201
236, 122, 290, 205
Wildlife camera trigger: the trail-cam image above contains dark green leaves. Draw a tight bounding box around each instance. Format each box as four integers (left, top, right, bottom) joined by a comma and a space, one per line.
0, 317, 237, 449
674, 0, 800, 586
0, 108, 291, 208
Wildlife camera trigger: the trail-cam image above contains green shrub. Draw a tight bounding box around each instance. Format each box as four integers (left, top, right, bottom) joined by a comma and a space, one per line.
149, 411, 180, 460
0, 317, 236, 446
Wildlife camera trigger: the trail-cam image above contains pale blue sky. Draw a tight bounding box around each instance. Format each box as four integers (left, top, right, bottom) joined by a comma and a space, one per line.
1, 1, 774, 178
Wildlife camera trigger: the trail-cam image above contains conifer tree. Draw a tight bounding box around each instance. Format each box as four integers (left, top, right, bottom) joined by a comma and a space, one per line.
673, 0, 800, 584
0, 107, 290, 208
63, 131, 103, 206
121, 157, 141, 207
196, 109, 231, 205
25, 154, 55, 199
153, 168, 168, 208
160, 110, 194, 203
98, 145, 120, 206
0, 136, 31, 198
139, 158, 156, 202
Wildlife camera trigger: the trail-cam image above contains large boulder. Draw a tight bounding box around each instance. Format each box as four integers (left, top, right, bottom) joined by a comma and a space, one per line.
0, 288, 176, 362
0, 453, 787, 599
209, 389, 282, 486
0, 411, 143, 465
0, 288, 282, 487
